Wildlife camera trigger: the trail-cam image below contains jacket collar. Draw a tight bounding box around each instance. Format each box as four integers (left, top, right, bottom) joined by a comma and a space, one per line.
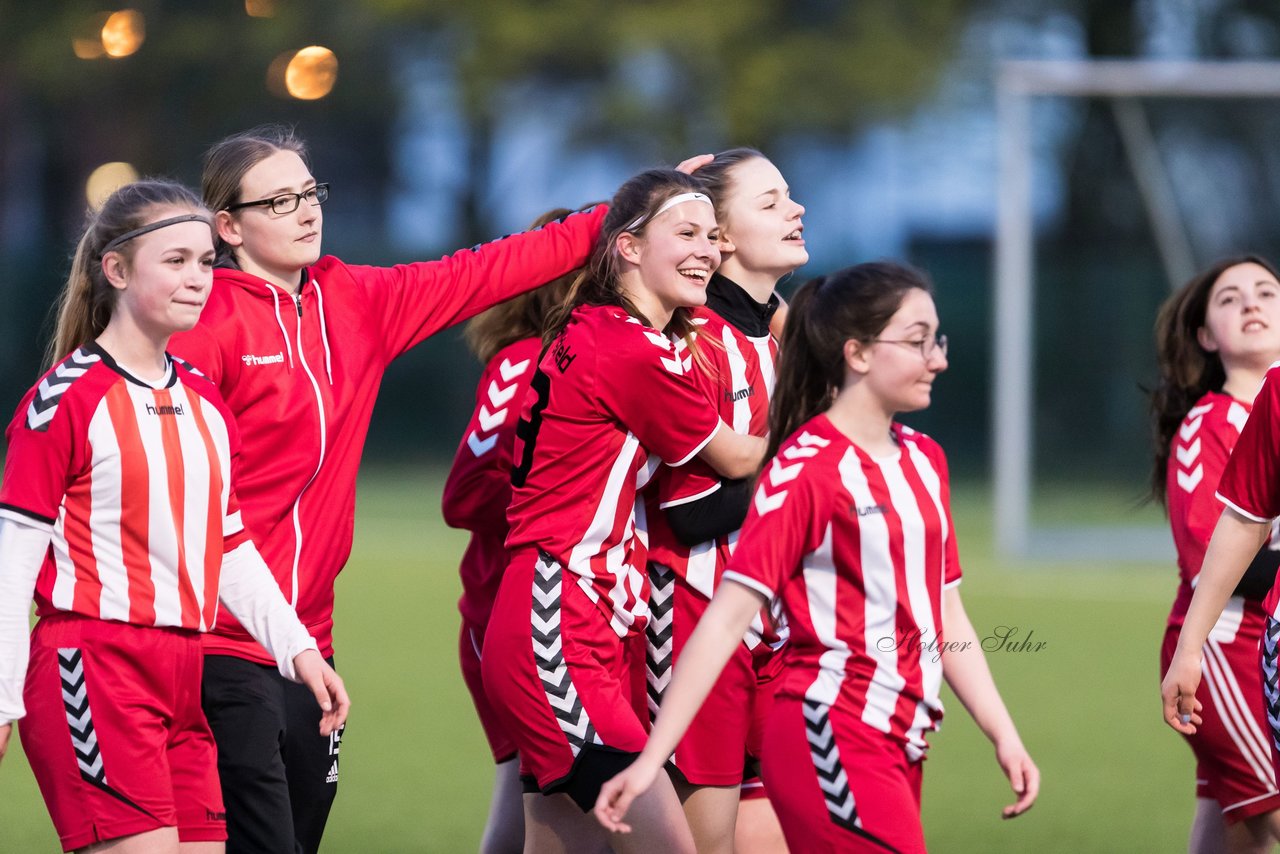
705, 273, 777, 338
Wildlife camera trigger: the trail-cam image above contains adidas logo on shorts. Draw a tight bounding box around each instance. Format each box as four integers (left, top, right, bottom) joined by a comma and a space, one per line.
326, 759, 339, 784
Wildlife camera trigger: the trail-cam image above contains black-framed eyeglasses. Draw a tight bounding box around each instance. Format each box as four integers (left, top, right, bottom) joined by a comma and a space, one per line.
869, 333, 948, 360
225, 183, 330, 215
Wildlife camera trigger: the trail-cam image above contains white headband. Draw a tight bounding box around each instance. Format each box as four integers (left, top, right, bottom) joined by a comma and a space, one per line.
625, 192, 713, 231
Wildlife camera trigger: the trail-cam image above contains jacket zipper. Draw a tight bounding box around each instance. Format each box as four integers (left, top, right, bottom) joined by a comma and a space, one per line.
289, 289, 328, 610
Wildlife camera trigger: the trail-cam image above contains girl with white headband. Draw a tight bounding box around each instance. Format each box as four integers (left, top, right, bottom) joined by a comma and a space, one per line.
0, 180, 348, 853
480, 168, 766, 853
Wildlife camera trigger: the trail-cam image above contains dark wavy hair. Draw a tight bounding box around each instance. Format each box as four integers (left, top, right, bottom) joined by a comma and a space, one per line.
1149, 254, 1280, 505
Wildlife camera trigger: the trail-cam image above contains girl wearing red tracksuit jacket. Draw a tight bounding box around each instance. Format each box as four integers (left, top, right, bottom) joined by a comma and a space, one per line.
442, 205, 582, 854
166, 126, 607, 854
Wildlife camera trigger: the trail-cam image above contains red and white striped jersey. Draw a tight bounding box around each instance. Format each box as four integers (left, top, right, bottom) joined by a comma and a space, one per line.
505, 305, 721, 636
1166, 391, 1252, 627
0, 346, 250, 631
1217, 368, 1280, 618
647, 304, 777, 592
723, 415, 962, 760
442, 336, 540, 628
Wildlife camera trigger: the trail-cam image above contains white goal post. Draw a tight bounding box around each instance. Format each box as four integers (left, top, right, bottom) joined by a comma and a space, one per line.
994, 60, 1280, 559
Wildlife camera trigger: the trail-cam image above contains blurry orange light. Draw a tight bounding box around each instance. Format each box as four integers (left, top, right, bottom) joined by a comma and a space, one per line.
86, 162, 140, 209
245, 0, 277, 17
101, 10, 145, 58
285, 46, 338, 100
73, 38, 105, 60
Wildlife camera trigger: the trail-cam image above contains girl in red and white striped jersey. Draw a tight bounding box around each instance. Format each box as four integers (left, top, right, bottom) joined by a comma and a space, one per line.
442, 205, 585, 854
166, 126, 609, 854
481, 169, 767, 854
0, 181, 347, 854
598, 262, 1039, 853
642, 149, 805, 854
1155, 257, 1280, 852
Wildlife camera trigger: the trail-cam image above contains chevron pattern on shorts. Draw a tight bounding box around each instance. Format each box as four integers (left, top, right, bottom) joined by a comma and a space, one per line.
58, 648, 106, 785
531, 554, 600, 756
645, 563, 675, 723
57, 647, 160, 818
26, 348, 100, 431
803, 699, 861, 834
1264, 618, 1280, 755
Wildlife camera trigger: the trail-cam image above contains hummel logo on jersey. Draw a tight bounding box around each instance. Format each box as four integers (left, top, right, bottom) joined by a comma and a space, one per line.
145, 403, 184, 417
241, 352, 285, 366
724, 386, 755, 403
855, 503, 887, 517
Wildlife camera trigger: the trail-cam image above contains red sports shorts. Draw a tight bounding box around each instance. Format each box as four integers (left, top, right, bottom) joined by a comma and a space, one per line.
1162, 619, 1280, 822
20, 614, 225, 852
459, 618, 518, 764
481, 548, 648, 805
761, 695, 925, 854
648, 564, 777, 787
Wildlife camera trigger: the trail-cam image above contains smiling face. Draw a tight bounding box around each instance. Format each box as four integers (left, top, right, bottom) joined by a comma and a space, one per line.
619, 198, 721, 323
217, 149, 323, 288
855, 288, 947, 415
1198, 262, 1280, 370
104, 209, 215, 340
717, 157, 807, 281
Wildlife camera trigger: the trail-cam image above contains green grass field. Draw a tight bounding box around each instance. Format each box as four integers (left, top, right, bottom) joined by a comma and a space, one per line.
0, 468, 1196, 852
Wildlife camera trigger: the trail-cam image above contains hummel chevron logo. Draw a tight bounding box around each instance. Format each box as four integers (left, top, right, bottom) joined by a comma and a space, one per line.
478, 405, 508, 432
1175, 438, 1201, 467
646, 565, 676, 720
486, 379, 518, 408
769, 459, 803, 486
467, 432, 497, 456
754, 487, 788, 517
1186, 402, 1214, 420
642, 330, 674, 351
26, 348, 101, 431
1177, 465, 1204, 493
58, 648, 108, 784
531, 556, 600, 754
499, 357, 531, 383
1180, 416, 1203, 442
803, 699, 860, 832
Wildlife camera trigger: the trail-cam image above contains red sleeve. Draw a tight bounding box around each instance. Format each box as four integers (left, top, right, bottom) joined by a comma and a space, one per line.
722, 455, 826, 601
0, 389, 78, 527
167, 320, 227, 387
441, 342, 538, 533
348, 206, 607, 363
656, 459, 722, 509
1220, 374, 1280, 521
1168, 405, 1234, 578
597, 329, 721, 467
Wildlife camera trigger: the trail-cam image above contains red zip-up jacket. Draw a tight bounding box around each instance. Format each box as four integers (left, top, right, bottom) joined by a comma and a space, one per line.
168, 206, 607, 664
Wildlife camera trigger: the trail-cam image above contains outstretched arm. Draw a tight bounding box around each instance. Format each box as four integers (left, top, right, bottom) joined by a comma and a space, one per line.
1163, 508, 1270, 734
595, 580, 765, 832
941, 586, 1039, 819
